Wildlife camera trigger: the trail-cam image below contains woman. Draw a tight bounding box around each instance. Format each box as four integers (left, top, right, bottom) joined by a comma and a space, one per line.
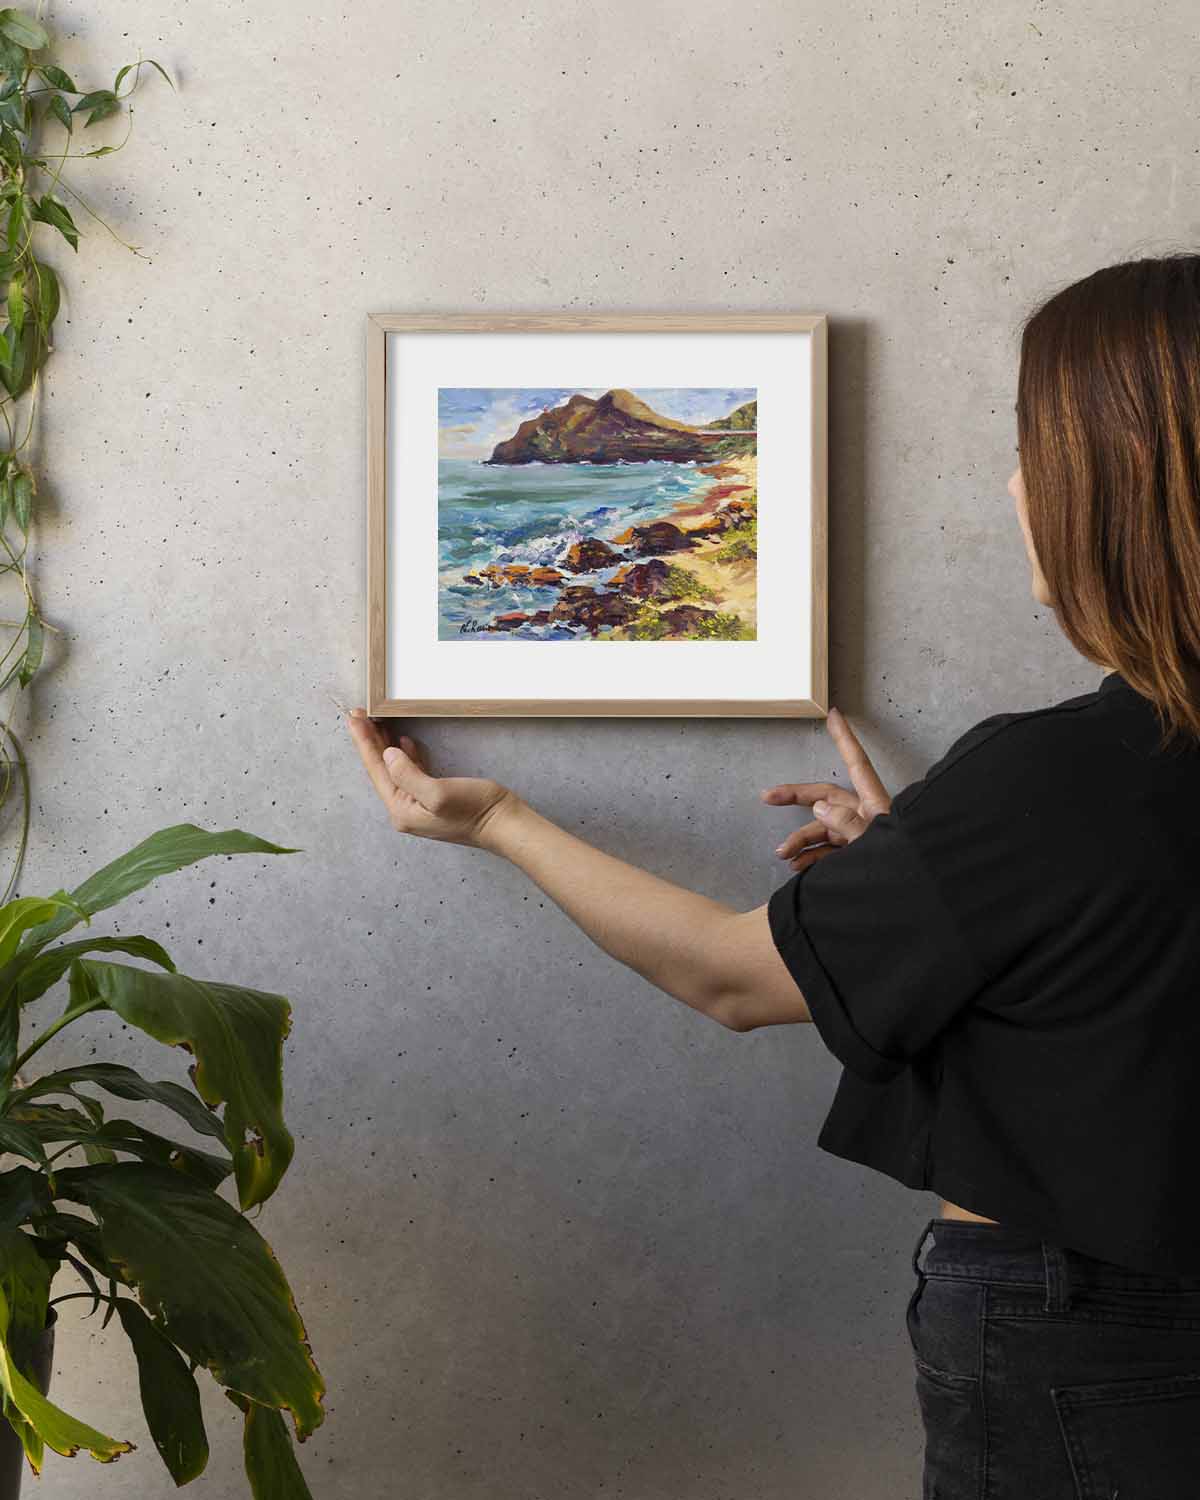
348, 254, 1200, 1498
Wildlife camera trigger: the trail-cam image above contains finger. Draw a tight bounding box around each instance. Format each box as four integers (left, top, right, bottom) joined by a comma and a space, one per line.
787, 845, 838, 874
775, 820, 834, 859
760, 781, 857, 808
347, 710, 401, 809
825, 708, 890, 807
813, 798, 868, 841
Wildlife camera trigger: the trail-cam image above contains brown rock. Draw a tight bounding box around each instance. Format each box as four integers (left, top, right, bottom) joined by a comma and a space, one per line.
610, 558, 674, 599
621, 520, 696, 557
548, 586, 635, 635
563, 537, 622, 573
529, 566, 565, 586
490, 611, 532, 631
659, 605, 717, 636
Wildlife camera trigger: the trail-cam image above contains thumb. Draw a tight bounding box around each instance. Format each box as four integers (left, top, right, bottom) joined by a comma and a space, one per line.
813, 798, 868, 841
382, 743, 440, 804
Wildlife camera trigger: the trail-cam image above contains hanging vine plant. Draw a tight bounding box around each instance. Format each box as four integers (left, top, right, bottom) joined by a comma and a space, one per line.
0, 7, 170, 897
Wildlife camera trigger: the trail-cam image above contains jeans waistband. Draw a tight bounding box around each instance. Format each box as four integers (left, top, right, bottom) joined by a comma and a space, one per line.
910, 1217, 1200, 1314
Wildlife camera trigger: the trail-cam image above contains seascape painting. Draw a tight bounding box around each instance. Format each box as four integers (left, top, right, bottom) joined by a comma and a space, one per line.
436, 387, 758, 641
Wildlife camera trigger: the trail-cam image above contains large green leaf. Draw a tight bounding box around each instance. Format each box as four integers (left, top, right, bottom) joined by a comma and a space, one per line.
114, 1300, 208, 1484
0, 1122, 48, 1170
20, 824, 296, 952
11, 1063, 223, 1142
0, 1284, 132, 1470
0, 1168, 46, 1233
79, 960, 294, 1208
56, 1164, 324, 1439
235, 1397, 314, 1500
0, 1228, 49, 1375
13, 934, 175, 1007
0, 898, 77, 968
10, 1110, 232, 1191
0, 1228, 55, 1471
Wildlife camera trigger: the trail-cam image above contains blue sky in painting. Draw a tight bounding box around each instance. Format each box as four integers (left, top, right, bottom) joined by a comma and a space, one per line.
437, 387, 756, 458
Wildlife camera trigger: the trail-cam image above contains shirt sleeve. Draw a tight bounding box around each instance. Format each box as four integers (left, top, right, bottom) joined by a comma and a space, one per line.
766, 756, 992, 1085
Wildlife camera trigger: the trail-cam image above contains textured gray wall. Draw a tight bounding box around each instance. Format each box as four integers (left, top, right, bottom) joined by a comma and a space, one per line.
16, 0, 1191, 1495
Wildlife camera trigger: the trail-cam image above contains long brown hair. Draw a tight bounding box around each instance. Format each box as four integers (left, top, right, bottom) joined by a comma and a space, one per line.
1016, 253, 1200, 744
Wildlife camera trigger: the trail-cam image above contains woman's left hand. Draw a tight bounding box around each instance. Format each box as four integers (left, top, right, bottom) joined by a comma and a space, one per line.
346, 708, 516, 849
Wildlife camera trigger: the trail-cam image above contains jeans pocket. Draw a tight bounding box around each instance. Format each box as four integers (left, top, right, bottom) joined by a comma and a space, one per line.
912, 1356, 981, 1500
1052, 1370, 1200, 1499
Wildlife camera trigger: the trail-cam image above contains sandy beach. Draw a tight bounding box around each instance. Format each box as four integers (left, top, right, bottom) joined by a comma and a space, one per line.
602, 453, 758, 640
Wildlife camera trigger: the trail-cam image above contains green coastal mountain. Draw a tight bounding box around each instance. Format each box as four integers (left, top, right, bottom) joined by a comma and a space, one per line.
708, 399, 757, 430
485, 389, 755, 466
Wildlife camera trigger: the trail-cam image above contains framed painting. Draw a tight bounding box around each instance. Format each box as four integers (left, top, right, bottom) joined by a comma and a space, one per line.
366, 313, 827, 717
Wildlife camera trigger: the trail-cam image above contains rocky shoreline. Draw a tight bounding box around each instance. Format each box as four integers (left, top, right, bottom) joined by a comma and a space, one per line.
460, 454, 758, 641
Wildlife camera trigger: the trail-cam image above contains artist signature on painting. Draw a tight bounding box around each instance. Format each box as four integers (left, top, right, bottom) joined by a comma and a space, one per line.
459, 619, 486, 633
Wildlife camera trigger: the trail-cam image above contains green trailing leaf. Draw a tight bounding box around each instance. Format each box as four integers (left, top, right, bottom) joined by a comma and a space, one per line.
11, 1062, 223, 1143
79, 960, 294, 1208
113, 59, 174, 96
6, 269, 20, 335
73, 89, 119, 128
237, 1398, 314, 1500
21, 824, 297, 952
47, 92, 71, 132
114, 1300, 208, 1484
0, 1283, 132, 1469
30, 195, 77, 251
0, 11, 47, 52
38, 64, 75, 92
0, 35, 24, 78
56, 1165, 325, 1439
28, 259, 57, 330
12, 933, 174, 1008
10, 471, 29, 533
17, 615, 40, 686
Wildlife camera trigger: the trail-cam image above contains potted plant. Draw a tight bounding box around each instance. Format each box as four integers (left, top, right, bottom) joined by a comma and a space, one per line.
0, 821, 322, 1497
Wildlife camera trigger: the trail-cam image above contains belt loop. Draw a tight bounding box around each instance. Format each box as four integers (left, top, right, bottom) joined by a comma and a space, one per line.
911, 1217, 935, 1280
1041, 1241, 1072, 1313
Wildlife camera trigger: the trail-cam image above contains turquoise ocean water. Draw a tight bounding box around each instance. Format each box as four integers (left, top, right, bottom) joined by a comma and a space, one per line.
436, 458, 713, 640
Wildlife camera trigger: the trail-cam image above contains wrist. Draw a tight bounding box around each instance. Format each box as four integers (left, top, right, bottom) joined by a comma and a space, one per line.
475, 787, 530, 856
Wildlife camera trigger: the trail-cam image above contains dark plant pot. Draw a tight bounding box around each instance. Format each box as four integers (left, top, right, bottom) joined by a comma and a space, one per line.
0, 1311, 55, 1500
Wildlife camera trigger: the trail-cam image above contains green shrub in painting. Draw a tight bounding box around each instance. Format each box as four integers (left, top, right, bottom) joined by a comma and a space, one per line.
0, 824, 321, 1497
714, 516, 757, 563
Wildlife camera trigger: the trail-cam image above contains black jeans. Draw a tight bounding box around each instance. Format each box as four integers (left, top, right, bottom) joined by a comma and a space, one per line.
906, 1216, 1200, 1499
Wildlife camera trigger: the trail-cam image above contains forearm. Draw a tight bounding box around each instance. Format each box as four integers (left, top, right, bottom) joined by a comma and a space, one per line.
479, 793, 745, 1028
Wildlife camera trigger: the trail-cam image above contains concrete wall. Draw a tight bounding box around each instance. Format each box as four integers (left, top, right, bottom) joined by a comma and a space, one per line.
20, 0, 1193, 1494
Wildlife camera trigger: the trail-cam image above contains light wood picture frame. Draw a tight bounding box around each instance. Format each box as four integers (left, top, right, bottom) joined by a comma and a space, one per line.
366, 313, 827, 717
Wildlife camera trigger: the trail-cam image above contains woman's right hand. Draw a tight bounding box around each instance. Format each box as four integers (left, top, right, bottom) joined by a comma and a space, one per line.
761, 707, 893, 873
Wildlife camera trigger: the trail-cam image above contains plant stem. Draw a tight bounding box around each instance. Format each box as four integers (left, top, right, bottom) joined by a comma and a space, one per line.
14, 992, 101, 1073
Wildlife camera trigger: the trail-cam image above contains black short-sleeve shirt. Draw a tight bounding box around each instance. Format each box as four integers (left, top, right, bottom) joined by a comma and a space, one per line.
767, 671, 1200, 1275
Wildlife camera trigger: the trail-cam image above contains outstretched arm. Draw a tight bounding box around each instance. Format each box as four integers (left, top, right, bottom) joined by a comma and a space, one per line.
476, 793, 806, 1031
345, 708, 888, 1033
